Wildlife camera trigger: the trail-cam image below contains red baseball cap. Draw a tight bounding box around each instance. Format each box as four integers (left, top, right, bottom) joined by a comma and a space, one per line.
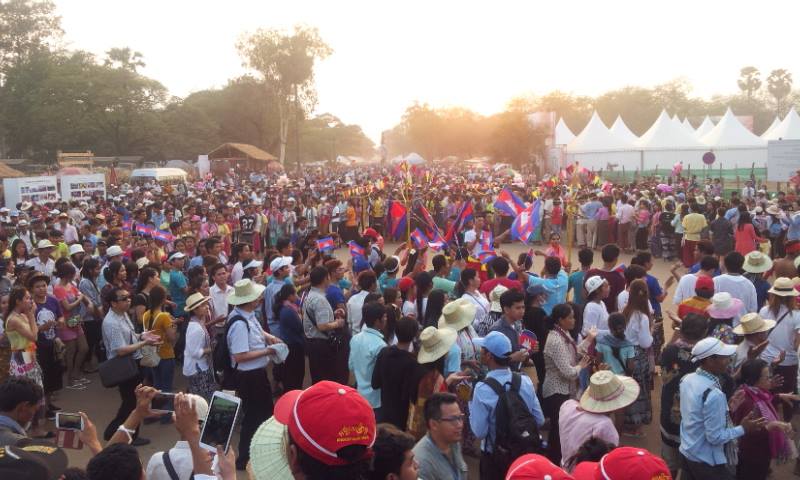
362, 228, 379, 239
505, 454, 574, 480
571, 447, 672, 480
397, 276, 415, 293
273, 381, 376, 466
695, 275, 714, 292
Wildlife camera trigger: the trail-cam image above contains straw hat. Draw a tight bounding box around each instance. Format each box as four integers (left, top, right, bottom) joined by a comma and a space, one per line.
766, 205, 781, 215
706, 292, 744, 319
579, 371, 640, 414
743, 251, 773, 274
768, 277, 800, 297
227, 279, 266, 306
34, 239, 55, 251
489, 285, 509, 313
185, 293, 211, 312
438, 298, 477, 332
417, 326, 457, 364
732, 313, 776, 335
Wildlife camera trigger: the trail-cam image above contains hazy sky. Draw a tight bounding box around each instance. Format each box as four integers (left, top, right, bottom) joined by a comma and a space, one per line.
55, 0, 800, 141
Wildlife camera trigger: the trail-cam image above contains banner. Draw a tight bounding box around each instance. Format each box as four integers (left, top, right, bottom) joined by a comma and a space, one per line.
60, 174, 106, 201
3, 176, 58, 207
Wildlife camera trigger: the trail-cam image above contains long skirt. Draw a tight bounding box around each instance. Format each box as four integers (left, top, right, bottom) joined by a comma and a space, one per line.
596, 219, 609, 248
188, 368, 218, 403
635, 226, 649, 250
623, 346, 652, 428
660, 231, 676, 261
681, 239, 697, 268
10, 351, 46, 409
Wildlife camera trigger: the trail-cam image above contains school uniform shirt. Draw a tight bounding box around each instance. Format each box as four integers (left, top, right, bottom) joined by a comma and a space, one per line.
226, 307, 269, 371
760, 305, 800, 366
713, 274, 756, 326
183, 320, 211, 377
346, 290, 370, 336
209, 284, 233, 321
347, 327, 386, 408
102, 310, 142, 360
582, 300, 609, 337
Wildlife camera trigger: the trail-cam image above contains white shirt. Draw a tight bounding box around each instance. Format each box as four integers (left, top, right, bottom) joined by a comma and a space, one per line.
463, 229, 480, 256
713, 274, 756, 325
183, 320, 211, 377
209, 284, 233, 321
582, 301, 609, 337
25, 256, 55, 278
347, 290, 370, 336
230, 262, 244, 284
624, 311, 653, 348
760, 305, 800, 366
673, 273, 699, 305
146, 441, 219, 480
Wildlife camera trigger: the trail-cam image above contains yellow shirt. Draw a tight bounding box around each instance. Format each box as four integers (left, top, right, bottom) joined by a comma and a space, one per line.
345, 206, 357, 227
371, 199, 385, 217
142, 310, 175, 359
681, 213, 708, 242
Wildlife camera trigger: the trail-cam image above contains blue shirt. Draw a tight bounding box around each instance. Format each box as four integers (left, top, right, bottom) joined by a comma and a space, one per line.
469, 368, 544, 452
263, 278, 286, 337
568, 270, 587, 307
227, 307, 269, 371
444, 343, 462, 377
581, 200, 602, 220
679, 370, 744, 466
325, 284, 347, 310
169, 270, 188, 316
528, 270, 568, 315
688, 263, 721, 277
348, 327, 386, 408
645, 274, 663, 316
724, 207, 739, 225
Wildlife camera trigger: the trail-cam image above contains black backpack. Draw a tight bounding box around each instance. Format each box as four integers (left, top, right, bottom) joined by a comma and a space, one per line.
482, 373, 542, 471
212, 315, 248, 389
660, 211, 676, 234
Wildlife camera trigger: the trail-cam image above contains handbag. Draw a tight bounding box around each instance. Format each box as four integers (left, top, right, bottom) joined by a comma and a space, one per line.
98, 354, 139, 388
139, 312, 162, 368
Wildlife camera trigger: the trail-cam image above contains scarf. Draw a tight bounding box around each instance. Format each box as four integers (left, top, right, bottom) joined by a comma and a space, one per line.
741, 385, 793, 462
697, 368, 738, 467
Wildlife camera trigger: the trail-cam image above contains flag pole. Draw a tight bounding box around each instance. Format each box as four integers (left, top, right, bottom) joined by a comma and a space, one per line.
406, 185, 412, 247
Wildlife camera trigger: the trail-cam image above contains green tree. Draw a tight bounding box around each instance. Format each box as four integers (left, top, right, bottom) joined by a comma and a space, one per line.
737, 66, 762, 105
486, 110, 544, 168
767, 68, 793, 115
0, 0, 62, 74
237, 25, 332, 169
104, 47, 145, 72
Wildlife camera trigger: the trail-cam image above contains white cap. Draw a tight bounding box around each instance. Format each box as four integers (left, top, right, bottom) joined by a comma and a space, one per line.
17, 220, 28, 226
269, 256, 293, 272
691, 337, 737, 362
168, 251, 186, 262
243, 259, 264, 270
106, 245, 124, 257
585, 275, 607, 295
68, 244, 85, 256
136, 257, 150, 269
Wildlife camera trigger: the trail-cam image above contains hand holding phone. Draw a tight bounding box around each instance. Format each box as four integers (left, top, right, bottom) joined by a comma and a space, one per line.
199, 391, 242, 453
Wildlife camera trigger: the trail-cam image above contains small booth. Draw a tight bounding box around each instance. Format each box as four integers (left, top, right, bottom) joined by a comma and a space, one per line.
207, 143, 283, 174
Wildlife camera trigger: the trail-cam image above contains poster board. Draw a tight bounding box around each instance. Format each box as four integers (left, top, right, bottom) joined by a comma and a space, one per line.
60, 174, 106, 201
3, 176, 59, 207
766, 139, 800, 182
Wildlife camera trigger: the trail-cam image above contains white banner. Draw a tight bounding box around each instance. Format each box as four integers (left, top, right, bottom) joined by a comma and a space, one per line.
3, 176, 59, 207
60, 174, 106, 201
767, 140, 800, 182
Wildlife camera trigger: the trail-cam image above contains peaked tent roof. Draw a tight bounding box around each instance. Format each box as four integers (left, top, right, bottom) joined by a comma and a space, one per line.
554, 118, 576, 145
566, 112, 633, 153
636, 110, 703, 149
208, 143, 279, 162
681, 118, 695, 135
609, 116, 639, 143
699, 108, 766, 148
760, 116, 782, 139
762, 108, 800, 140
694, 116, 715, 138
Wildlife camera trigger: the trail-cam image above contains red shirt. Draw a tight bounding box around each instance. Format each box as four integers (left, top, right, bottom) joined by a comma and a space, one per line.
479, 277, 524, 296
585, 267, 626, 313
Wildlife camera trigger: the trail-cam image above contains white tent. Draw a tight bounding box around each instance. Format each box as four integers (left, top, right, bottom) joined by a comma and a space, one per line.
760, 116, 782, 139
699, 108, 765, 148
681, 118, 695, 135
636, 110, 704, 149
566, 112, 633, 153
609, 116, 639, 143
554, 118, 576, 145
762, 108, 800, 140
694, 116, 715, 138
404, 152, 426, 165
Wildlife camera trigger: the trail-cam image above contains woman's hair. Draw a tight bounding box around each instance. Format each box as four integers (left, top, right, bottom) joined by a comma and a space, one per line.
56, 261, 76, 280
768, 293, 796, 318
567, 302, 584, 341
104, 260, 124, 284
135, 267, 158, 294
383, 287, 398, 306
454, 268, 478, 298
10, 239, 28, 261
565, 438, 616, 471
548, 303, 573, 330
737, 211, 752, 231
289, 432, 370, 480
146, 285, 167, 326
6, 286, 27, 317
273, 283, 297, 319
81, 258, 100, 284
740, 358, 768, 387
622, 279, 651, 320
414, 272, 433, 321
402, 249, 421, 277
422, 289, 446, 330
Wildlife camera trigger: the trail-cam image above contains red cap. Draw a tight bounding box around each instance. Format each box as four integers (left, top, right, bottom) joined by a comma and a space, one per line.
505, 454, 574, 480
786, 240, 800, 255
362, 228, 379, 239
273, 381, 376, 466
571, 447, 671, 480
397, 276, 415, 293
695, 275, 714, 292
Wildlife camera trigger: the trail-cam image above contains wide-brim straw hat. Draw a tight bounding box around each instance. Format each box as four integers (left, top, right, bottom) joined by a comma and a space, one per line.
417, 326, 457, 364
743, 251, 773, 274
706, 292, 744, 319
438, 298, 477, 332
185, 293, 211, 312
227, 279, 266, 305
489, 285, 509, 313
768, 277, 800, 297
732, 313, 776, 335
579, 371, 640, 414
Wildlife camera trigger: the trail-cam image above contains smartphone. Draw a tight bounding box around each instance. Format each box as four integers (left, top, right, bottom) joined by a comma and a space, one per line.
56, 412, 84, 431
199, 391, 242, 453
151, 392, 177, 414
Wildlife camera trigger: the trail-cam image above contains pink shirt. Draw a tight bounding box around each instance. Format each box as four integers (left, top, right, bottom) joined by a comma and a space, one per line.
53, 283, 83, 341
558, 399, 619, 470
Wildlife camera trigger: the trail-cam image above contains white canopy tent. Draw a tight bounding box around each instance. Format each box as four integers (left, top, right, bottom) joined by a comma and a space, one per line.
761, 116, 782, 139
554, 118, 576, 145
762, 108, 800, 140
610, 116, 639, 143
566, 112, 633, 153
636, 110, 704, 149
699, 108, 765, 148
694, 116, 715, 138
681, 118, 695, 135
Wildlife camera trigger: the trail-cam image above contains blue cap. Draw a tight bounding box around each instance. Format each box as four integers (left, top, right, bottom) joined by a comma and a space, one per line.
473, 331, 512, 358
353, 256, 371, 274
526, 284, 547, 297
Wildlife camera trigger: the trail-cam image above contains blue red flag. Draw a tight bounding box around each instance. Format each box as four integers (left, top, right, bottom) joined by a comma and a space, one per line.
480, 230, 494, 252
444, 201, 474, 244
493, 187, 526, 217
135, 224, 153, 237
511, 199, 541, 244
414, 203, 444, 243
478, 250, 497, 264
152, 230, 174, 243
348, 241, 366, 258
122, 220, 132, 231
410, 228, 429, 249
317, 237, 335, 252
387, 201, 407, 239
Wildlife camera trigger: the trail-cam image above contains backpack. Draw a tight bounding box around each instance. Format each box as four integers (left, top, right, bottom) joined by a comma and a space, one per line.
482, 373, 542, 471
769, 220, 783, 238
660, 211, 675, 234
212, 315, 248, 389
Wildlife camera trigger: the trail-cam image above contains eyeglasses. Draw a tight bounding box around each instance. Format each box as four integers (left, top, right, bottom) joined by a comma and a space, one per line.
436, 414, 465, 424
115, 296, 131, 302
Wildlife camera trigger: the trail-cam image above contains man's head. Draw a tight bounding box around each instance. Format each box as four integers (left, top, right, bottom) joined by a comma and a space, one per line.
490, 256, 510, 277
423, 393, 463, 446
369, 424, 418, 480
0, 377, 43, 427
86, 443, 142, 480
578, 247, 593, 268
724, 251, 745, 274
500, 288, 525, 323
544, 256, 561, 276
357, 270, 378, 293
309, 266, 329, 288
700, 255, 719, 273
431, 255, 449, 276
362, 301, 386, 330
475, 331, 511, 369
693, 337, 736, 375
394, 316, 418, 344
600, 244, 620, 265
107, 287, 131, 314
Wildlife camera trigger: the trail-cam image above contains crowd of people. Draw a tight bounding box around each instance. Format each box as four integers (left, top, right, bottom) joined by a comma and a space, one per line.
0, 163, 798, 480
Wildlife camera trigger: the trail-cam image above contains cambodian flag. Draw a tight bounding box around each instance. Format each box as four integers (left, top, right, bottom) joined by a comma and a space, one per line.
480, 230, 494, 252
317, 237, 335, 252
478, 250, 496, 264
511, 199, 541, 244
410, 228, 429, 249
135, 224, 153, 237
415, 203, 444, 243
444, 201, 474, 244
387, 201, 407, 239
122, 220, 132, 231
152, 230, 174, 242
493, 187, 525, 217
348, 241, 366, 258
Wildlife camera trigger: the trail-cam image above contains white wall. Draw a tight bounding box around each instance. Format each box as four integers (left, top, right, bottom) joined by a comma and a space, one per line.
567, 147, 767, 172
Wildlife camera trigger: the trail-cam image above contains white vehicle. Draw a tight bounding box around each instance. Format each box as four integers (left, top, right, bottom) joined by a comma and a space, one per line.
129, 168, 187, 186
